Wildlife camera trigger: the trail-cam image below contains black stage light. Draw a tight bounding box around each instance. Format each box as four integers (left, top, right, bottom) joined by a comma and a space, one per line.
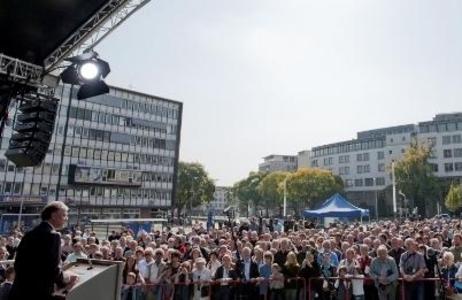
61, 51, 111, 100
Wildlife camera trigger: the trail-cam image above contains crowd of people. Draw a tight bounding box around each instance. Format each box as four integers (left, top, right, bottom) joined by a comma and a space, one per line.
1, 211, 462, 300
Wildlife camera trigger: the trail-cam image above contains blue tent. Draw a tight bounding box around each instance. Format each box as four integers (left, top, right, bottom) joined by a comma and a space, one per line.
303, 193, 369, 218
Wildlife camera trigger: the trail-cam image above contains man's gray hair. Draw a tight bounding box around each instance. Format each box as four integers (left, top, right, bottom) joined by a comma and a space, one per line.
41, 201, 68, 221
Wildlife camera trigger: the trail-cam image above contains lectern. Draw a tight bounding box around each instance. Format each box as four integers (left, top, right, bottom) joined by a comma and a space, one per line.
62, 259, 124, 300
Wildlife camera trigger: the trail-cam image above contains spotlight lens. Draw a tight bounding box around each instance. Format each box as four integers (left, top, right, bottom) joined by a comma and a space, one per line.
79, 62, 99, 80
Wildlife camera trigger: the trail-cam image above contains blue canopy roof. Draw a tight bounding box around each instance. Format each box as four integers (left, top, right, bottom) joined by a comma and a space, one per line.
303, 193, 369, 218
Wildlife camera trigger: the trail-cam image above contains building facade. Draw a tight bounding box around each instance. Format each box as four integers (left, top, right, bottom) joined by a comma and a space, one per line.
309, 113, 462, 217
259, 154, 298, 172
297, 150, 311, 169
0, 85, 182, 224
197, 186, 231, 215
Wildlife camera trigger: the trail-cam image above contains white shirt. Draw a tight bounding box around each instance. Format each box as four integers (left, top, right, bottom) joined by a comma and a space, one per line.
65, 252, 87, 264
244, 260, 251, 280
208, 260, 221, 277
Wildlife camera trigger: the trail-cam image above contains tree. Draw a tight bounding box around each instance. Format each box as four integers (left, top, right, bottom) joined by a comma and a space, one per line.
394, 142, 440, 217
176, 162, 215, 217
258, 171, 290, 214
285, 168, 343, 215
445, 184, 462, 213
233, 172, 267, 216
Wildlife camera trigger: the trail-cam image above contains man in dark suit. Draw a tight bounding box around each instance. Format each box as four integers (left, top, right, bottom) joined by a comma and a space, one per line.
214, 254, 238, 300
9, 201, 78, 300
236, 247, 259, 299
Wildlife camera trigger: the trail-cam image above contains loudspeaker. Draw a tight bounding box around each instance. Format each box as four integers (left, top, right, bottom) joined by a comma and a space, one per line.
5, 92, 58, 167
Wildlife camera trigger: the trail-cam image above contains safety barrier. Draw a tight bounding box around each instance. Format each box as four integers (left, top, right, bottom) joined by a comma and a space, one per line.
306, 276, 460, 300
122, 276, 462, 300
121, 277, 306, 300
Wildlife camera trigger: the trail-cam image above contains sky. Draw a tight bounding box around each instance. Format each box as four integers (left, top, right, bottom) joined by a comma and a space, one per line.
98, 0, 462, 186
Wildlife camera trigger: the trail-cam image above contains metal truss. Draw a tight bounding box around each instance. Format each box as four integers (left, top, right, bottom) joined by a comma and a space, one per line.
0, 53, 43, 85
44, 0, 152, 73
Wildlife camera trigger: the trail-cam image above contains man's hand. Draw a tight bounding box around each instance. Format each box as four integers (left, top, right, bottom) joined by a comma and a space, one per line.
66, 274, 79, 290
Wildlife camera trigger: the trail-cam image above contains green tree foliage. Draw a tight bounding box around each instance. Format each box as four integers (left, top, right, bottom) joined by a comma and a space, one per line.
394, 142, 440, 217
232, 172, 267, 215
285, 168, 344, 212
258, 171, 290, 212
176, 162, 215, 214
445, 184, 462, 213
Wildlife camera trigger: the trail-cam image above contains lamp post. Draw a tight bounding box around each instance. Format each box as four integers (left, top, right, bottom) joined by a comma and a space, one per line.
373, 177, 379, 222
391, 160, 397, 216
283, 177, 288, 218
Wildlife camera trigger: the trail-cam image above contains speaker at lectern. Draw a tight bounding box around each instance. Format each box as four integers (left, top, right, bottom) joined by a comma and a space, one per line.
59, 259, 124, 300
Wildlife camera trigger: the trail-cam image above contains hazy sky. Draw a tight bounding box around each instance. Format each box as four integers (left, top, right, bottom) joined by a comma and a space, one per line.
98, 0, 462, 186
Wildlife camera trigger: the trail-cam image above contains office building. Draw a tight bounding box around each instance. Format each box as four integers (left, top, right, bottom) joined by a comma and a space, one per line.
259, 154, 298, 172
0, 85, 182, 224
309, 113, 462, 216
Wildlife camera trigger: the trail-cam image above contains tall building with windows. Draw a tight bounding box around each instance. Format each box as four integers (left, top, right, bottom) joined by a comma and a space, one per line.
259, 154, 298, 172
309, 113, 462, 217
0, 85, 182, 224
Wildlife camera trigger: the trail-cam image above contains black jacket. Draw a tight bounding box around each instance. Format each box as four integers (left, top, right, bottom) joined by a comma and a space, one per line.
236, 260, 259, 280
9, 222, 65, 300
214, 266, 238, 281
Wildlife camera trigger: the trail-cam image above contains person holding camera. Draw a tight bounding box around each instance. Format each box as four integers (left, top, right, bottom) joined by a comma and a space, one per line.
399, 238, 427, 300
370, 245, 399, 300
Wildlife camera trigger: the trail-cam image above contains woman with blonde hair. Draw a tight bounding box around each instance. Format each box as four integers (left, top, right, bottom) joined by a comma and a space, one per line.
283, 251, 300, 300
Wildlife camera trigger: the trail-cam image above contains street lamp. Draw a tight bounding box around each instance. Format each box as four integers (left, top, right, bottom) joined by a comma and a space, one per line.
283, 178, 287, 218
373, 177, 379, 221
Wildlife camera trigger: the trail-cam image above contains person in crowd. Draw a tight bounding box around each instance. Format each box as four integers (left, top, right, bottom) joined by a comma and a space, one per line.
214, 254, 237, 300
299, 250, 321, 300
282, 251, 300, 300
206, 251, 221, 277
370, 245, 399, 300
123, 256, 140, 284
399, 238, 427, 300
258, 251, 273, 300
0, 267, 14, 300
237, 246, 259, 299
450, 233, 462, 265
269, 263, 284, 300
335, 266, 352, 300
173, 261, 191, 300
441, 251, 458, 297
191, 257, 212, 300
358, 243, 377, 300
64, 242, 88, 265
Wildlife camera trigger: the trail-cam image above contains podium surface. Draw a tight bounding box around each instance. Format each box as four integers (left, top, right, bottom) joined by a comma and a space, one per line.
63, 259, 123, 300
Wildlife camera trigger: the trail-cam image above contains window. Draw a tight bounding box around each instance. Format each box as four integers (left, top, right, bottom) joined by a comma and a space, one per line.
339, 155, 350, 164
345, 179, 354, 187
365, 178, 374, 186
356, 153, 369, 161
355, 179, 363, 187
357, 165, 363, 174
429, 163, 439, 172
455, 162, 462, 172
339, 166, 350, 175
453, 135, 462, 144
376, 177, 386, 185
323, 157, 333, 166
311, 160, 318, 167
443, 136, 451, 145
427, 137, 437, 146
455, 149, 462, 158
377, 151, 385, 160
378, 163, 385, 172
444, 149, 453, 158
445, 163, 454, 172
